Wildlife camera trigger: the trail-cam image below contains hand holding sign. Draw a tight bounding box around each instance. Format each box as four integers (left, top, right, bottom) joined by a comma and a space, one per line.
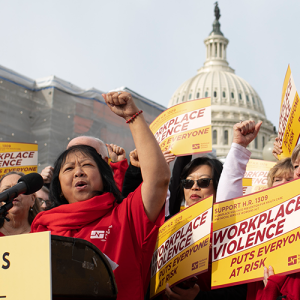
163, 151, 176, 166
233, 120, 262, 148
165, 282, 200, 300
272, 137, 282, 160
263, 265, 274, 287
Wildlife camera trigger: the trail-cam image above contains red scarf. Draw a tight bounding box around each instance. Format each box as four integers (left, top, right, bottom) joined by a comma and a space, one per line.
31, 193, 116, 236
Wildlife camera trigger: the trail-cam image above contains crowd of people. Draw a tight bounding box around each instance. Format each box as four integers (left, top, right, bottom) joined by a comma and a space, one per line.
0, 91, 299, 300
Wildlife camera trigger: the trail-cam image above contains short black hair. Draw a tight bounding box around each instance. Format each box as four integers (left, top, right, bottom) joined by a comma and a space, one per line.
179, 157, 223, 203
49, 145, 123, 207
181, 157, 223, 190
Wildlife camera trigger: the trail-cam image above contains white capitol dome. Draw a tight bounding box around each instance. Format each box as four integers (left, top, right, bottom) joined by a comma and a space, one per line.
168, 4, 274, 159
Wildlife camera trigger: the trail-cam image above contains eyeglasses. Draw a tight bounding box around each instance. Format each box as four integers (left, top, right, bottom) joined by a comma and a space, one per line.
181, 178, 212, 189
38, 198, 52, 208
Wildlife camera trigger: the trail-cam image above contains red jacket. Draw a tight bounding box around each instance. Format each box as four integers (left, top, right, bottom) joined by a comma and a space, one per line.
247, 273, 300, 300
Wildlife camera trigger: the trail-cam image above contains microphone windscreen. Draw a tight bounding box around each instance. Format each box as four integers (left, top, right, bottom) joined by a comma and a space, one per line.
18, 173, 44, 195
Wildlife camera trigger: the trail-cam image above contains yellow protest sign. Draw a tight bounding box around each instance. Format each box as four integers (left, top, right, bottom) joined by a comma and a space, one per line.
0, 142, 38, 177
244, 159, 276, 193
150, 196, 213, 298
150, 98, 212, 156
242, 178, 252, 195
278, 65, 300, 159
0, 231, 51, 299
212, 179, 300, 289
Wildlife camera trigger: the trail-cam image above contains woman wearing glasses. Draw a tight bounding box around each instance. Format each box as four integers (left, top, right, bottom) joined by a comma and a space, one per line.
163, 156, 223, 300
180, 157, 221, 206
36, 186, 52, 211
165, 120, 261, 300
0, 172, 41, 236
167, 156, 222, 220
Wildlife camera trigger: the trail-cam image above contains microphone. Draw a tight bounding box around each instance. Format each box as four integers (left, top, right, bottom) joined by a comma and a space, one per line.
0, 173, 44, 204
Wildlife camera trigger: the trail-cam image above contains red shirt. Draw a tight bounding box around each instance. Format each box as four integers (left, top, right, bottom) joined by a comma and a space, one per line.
110, 159, 128, 192
247, 273, 300, 300
31, 185, 164, 300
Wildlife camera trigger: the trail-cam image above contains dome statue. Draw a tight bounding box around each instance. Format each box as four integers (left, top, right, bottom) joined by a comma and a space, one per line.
168, 3, 274, 159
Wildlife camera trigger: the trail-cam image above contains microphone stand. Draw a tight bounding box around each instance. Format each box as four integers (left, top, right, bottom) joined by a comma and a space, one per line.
0, 202, 13, 222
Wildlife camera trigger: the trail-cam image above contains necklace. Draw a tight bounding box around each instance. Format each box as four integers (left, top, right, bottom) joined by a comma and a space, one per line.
0, 224, 31, 236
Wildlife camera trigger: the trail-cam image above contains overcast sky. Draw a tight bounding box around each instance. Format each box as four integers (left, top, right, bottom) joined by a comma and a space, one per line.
1, 0, 299, 129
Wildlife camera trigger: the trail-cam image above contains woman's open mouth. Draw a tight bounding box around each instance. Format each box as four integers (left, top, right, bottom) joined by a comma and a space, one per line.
75, 181, 88, 190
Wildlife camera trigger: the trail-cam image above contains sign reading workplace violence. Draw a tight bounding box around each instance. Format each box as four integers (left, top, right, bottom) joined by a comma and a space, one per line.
244, 159, 276, 193
150, 196, 213, 298
278, 65, 300, 159
149, 98, 211, 156
0, 142, 38, 177
212, 179, 300, 289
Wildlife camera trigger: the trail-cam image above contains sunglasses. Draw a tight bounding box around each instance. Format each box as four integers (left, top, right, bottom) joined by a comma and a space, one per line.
182, 178, 212, 189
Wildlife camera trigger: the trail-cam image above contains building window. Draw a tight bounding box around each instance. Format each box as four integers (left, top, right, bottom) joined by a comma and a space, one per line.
246, 95, 249, 102
205, 91, 208, 97
239, 93, 242, 100
196, 92, 200, 98
224, 130, 228, 145
189, 94, 192, 100
214, 91, 217, 97
252, 97, 255, 104
223, 91, 226, 98
177, 97, 179, 103
255, 137, 258, 149
219, 43, 222, 58
215, 42, 217, 57
262, 136, 265, 148
213, 130, 217, 144
182, 96, 185, 102
231, 92, 234, 98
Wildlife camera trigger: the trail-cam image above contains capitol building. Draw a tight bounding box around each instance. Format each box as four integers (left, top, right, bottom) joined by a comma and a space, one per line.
168, 4, 274, 159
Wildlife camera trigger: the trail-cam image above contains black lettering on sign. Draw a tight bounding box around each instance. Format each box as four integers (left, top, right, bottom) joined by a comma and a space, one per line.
2, 252, 10, 269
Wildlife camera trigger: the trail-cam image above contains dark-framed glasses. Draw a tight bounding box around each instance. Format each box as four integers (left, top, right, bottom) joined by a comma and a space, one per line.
181, 178, 212, 189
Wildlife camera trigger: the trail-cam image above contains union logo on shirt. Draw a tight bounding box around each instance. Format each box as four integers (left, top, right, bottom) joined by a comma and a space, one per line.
90, 225, 112, 242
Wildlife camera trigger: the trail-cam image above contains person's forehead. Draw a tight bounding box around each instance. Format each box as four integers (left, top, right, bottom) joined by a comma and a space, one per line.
274, 169, 293, 178
295, 154, 300, 164
36, 189, 49, 201
0, 174, 21, 187
64, 151, 93, 164
68, 137, 101, 153
187, 164, 212, 177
